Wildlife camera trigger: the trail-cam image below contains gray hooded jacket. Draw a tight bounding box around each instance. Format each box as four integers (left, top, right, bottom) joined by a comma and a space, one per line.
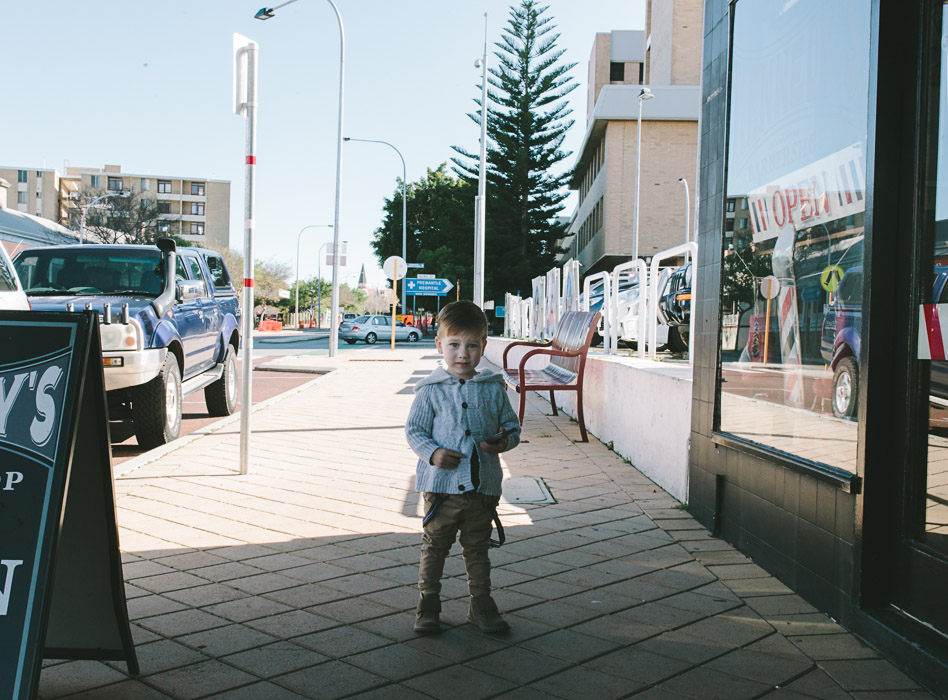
405, 367, 521, 496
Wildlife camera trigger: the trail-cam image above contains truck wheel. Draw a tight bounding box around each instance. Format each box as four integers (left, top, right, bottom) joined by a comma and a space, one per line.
133, 354, 182, 449
205, 345, 238, 416
832, 357, 858, 419
365, 332, 377, 345
667, 326, 689, 353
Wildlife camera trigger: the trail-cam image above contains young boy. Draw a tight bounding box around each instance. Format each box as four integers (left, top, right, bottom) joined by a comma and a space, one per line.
405, 301, 521, 634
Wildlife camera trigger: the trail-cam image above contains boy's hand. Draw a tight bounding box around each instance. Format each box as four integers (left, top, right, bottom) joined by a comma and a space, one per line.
431, 448, 465, 469
480, 436, 508, 454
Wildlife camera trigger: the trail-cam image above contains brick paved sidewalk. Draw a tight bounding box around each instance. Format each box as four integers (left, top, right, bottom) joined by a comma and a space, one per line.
38, 348, 934, 699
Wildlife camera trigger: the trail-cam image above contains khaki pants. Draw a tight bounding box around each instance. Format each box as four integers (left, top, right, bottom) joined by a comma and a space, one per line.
419, 493, 498, 597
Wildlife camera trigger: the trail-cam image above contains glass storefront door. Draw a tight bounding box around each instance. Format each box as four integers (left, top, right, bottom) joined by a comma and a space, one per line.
898, 2, 948, 635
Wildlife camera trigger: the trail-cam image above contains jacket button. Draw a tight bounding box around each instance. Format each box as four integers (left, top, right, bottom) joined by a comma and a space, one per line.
459, 379, 466, 385
462, 402, 468, 409
458, 484, 466, 491
465, 429, 471, 436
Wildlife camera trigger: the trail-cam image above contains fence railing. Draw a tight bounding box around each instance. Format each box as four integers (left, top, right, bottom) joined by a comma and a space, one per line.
502, 242, 697, 364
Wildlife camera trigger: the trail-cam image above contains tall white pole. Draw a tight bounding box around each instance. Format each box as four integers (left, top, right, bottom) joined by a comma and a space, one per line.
238, 39, 258, 476
633, 97, 644, 261
295, 224, 332, 328
678, 178, 690, 245
327, 0, 345, 357
474, 12, 488, 308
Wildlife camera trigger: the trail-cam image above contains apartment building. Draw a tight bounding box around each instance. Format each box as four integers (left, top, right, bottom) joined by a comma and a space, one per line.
0, 164, 231, 249
565, 0, 703, 274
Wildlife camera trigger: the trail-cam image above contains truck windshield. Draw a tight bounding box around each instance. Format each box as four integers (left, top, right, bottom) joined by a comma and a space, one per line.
14, 249, 164, 297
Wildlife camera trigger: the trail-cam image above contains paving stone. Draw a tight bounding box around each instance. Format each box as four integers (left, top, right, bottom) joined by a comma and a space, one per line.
273, 659, 387, 699
519, 628, 621, 662
345, 643, 451, 681
676, 611, 774, 646
203, 681, 310, 699
263, 583, 349, 608
635, 629, 737, 664
819, 659, 923, 691
245, 609, 342, 638
656, 666, 772, 699
164, 583, 246, 608
781, 668, 854, 699
403, 664, 517, 699
295, 626, 393, 658
514, 598, 604, 626
144, 659, 259, 700
704, 647, 815, 686
529, 665, 643, 699
134, 571, 211, 594
37, 659, 130, 697
466, 646, 571, 684
136, 609, 231, 638
405, 625, 509, 662
178, 622, 278, 657
51, 679, 175, 699
203, 595, 294, 623
127, 594, 188, 620
346, 684, 433, 700
587, 647, 692, 685
223, 641, 327, 678
789, 632, 882, 660
308, 597, 399, 624
106, 638, 207, 676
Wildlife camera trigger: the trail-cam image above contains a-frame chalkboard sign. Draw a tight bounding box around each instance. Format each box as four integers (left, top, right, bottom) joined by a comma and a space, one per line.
0, 310, 138, 699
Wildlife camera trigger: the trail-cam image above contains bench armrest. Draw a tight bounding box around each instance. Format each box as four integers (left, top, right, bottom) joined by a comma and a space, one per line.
513, 347, 584, 388
502, 339, 552, 370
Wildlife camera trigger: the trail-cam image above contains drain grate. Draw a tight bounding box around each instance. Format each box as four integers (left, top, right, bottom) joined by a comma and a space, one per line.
501, 476, 556, 504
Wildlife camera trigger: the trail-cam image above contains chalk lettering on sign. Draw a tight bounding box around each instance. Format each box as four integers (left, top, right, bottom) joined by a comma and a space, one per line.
0, 559, 24, 615
3, 472, 23, 491
31, 366, 63, 447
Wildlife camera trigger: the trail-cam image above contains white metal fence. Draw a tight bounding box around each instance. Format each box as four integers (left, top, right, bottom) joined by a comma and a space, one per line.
502, 243, 697, 364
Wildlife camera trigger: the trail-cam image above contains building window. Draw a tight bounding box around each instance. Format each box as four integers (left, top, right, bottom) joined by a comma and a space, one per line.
716, 0, 871, 474
141, 178, 150, 191
35, 171, 43, 179
190, 222, 205, 235
17, 192, 27, 204
90, 175, 100, 188
17, 170, 27, 183
158, 180, 172, 194
157, 201, 171, 214
610, 62, 624, 82
108, 177, 123, 191
190, 202, 205, 216
726, 200, 735, 212
191, 182, 205, 196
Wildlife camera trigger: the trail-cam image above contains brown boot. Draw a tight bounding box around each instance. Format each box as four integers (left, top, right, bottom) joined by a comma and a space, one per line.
414, 593, 441, 633
467, 594, 509, 633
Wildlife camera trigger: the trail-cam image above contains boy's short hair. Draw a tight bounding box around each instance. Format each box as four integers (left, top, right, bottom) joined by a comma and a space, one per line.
438, 301, 488, 339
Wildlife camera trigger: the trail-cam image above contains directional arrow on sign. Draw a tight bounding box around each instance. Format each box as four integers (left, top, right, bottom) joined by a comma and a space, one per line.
404, 278, 455, 296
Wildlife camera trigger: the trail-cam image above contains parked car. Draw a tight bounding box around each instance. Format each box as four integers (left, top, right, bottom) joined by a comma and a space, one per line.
658, 262, 692, 353
341, 312, 357, 324
821, 264, 948, 419
14, 239, 241, 448
340, 314, 421, 344
0, 244, 29, 310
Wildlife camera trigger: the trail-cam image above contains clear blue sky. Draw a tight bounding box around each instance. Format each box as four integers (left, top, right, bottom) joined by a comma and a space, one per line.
1, 0, 644, 290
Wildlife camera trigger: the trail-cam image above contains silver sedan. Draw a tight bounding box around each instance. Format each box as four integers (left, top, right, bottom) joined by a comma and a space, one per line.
340, 315, 421, 344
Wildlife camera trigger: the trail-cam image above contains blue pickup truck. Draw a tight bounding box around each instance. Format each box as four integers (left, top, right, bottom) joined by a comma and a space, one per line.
13, 239, 241, 448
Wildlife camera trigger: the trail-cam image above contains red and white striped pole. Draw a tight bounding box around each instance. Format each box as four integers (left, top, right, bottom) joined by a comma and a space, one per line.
235, 34, 258, 475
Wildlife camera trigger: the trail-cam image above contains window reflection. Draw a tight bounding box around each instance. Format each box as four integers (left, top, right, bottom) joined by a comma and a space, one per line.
718, 0, 871, 473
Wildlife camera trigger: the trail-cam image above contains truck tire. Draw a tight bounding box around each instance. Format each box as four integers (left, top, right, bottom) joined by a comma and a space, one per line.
832, 357, 858, 419
667, 326, 689, 353
133, 354, 182, 449
205, 345, 238, 416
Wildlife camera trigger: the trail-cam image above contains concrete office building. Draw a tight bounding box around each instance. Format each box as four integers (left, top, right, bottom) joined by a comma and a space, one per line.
0, 164, 231, 249
565, 0, 703, 275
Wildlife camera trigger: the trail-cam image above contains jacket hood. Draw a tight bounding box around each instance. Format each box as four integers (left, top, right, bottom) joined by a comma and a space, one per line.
415, 366, 504, 391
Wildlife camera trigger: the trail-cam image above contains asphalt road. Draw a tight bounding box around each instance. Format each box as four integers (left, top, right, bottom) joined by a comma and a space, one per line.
110, 355, 317, 465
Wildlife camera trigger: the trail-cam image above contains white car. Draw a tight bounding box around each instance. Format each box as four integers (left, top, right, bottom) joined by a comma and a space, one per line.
0, 245, 29, 310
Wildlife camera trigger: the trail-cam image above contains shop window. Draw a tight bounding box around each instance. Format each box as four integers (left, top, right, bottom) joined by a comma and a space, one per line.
716, 0, 871, 474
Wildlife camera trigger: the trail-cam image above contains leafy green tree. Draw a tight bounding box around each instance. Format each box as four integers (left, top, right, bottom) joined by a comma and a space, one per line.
452, 0, 576, 299
371, 164, 475, 302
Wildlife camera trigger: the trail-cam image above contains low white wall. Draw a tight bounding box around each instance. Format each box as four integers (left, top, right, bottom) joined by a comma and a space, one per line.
487, 337, 692, 502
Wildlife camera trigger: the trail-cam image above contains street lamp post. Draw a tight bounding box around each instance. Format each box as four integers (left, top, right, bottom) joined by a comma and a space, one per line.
632, 87, 653, 261
79, 191, 129, 244
256, 0, 345, 356
295, 224, 333, 328
473, 13, 488, 308
344, 137, 406, 310
316, 239, 344, 327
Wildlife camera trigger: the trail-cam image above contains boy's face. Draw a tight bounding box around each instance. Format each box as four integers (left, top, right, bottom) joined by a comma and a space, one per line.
436, 332, 486, 379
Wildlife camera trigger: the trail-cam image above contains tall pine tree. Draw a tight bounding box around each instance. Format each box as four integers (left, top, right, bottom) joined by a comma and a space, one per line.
452, 0, 576, 300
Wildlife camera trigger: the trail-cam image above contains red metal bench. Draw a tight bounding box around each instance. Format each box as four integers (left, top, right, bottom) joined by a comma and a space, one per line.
502, 311, 601, 442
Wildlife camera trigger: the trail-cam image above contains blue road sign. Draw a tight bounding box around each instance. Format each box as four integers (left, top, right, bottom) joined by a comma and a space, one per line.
404, 278, 454, 296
